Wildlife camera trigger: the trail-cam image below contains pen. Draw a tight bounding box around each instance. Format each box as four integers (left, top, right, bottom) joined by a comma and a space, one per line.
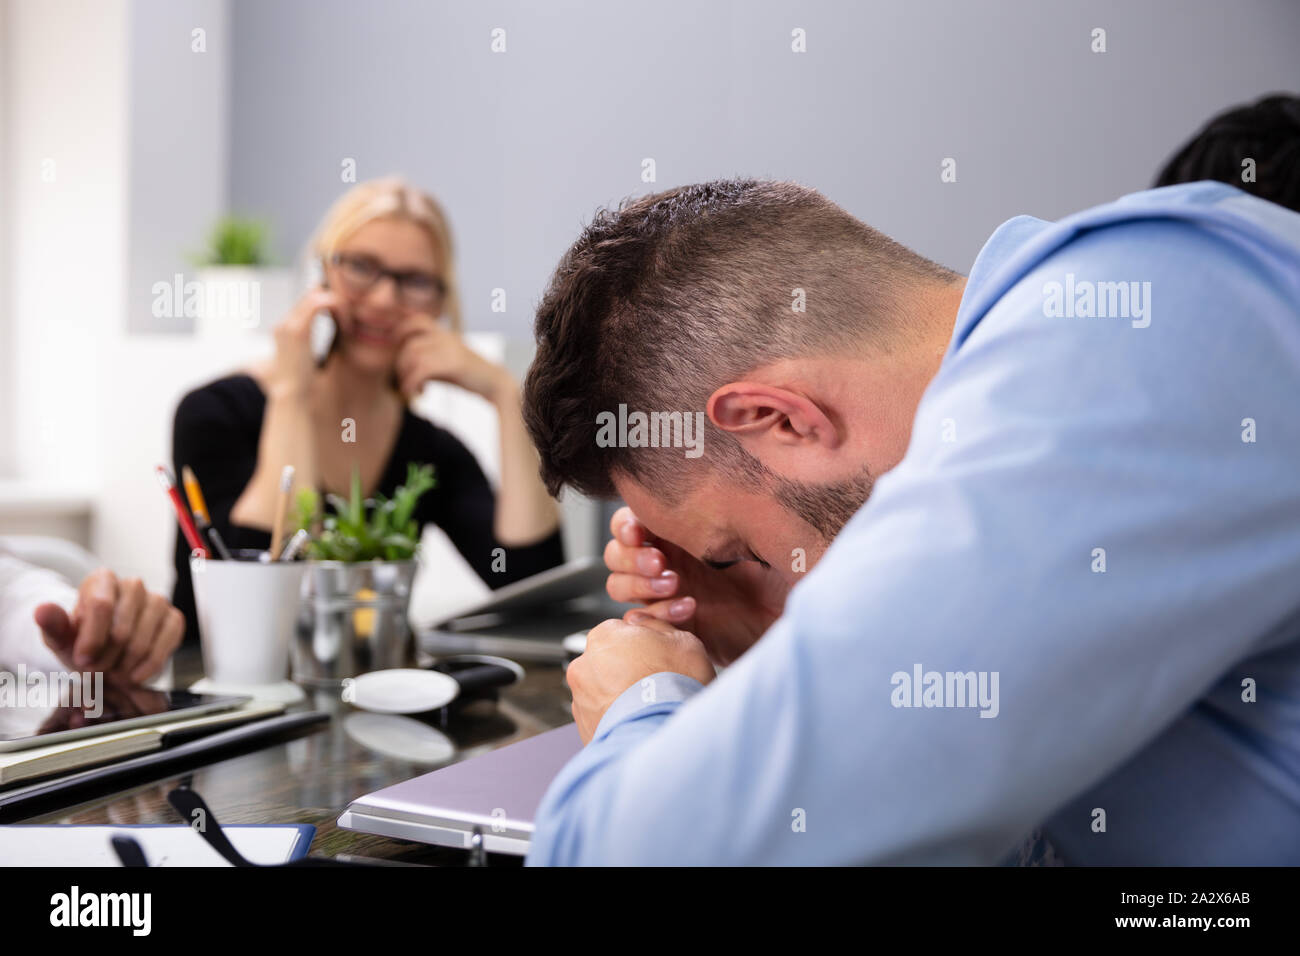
270, 465, 295, 560
205, 526, 233, 561
278, 528, 310, 562
181, 465, 233, 560
155, 465, 208, 558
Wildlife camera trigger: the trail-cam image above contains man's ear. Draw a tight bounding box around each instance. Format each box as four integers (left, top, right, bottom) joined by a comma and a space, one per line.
706, 382, 841, 450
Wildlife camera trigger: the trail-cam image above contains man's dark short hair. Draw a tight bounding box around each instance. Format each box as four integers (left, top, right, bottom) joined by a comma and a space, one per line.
523, 178, 959, 500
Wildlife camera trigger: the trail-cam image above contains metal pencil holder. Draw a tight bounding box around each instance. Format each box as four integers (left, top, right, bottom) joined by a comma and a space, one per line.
293, 559, 419, 688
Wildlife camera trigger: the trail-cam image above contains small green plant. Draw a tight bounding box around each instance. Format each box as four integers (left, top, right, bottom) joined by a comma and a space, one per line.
295, 463, 436, 561
191, 215, 272, 266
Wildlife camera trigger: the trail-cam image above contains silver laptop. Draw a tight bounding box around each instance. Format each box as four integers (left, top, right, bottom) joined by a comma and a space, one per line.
431, 557, 607, 628
337, 723, 584, 855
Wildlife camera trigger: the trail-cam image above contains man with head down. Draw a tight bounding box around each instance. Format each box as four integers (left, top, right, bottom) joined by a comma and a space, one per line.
521, 178, 1300, 865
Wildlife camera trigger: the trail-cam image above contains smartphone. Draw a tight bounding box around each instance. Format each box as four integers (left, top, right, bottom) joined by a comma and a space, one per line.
307, 257, 340, 365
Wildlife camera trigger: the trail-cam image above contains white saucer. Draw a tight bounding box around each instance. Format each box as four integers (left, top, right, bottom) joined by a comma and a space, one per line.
188, 677, 306, 705
343, 712, 455, 763
348, 668, 460, 714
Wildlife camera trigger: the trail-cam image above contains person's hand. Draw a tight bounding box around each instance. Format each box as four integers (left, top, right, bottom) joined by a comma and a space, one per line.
267, 287, 345, 398
603, 507, 789, 667
33, 569, 184, 684
394, 313, 511, 403
566, 616, 715, 743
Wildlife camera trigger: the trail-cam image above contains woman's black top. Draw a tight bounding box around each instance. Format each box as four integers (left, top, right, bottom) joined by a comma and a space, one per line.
170, 374, 564, 645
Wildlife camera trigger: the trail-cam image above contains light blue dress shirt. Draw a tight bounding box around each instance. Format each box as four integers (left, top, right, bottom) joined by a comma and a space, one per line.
527, 183, 1300, 865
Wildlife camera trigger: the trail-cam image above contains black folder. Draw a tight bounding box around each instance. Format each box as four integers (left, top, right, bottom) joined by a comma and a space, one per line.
0, 710, 328, 819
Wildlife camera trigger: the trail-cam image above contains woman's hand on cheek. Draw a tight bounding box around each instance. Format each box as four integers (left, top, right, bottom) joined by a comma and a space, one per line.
394, 313, 509, 402
269, 287, 342, 398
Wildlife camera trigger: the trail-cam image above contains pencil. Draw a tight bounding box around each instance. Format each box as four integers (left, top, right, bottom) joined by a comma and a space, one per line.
181, 465, 232, 559
155, 465, 208, 558
181, 466, 210, 525
270, 465, 295, 559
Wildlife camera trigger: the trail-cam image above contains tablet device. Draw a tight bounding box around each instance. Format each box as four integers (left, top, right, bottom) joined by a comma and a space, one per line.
0, 688, 250, 753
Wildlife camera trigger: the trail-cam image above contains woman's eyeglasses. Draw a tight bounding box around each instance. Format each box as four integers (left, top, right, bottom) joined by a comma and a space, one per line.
329, 252, 446, 309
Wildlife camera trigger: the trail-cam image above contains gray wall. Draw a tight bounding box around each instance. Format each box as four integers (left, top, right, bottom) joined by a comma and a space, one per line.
127, 0, 230, 334
226, 0, 1300, 338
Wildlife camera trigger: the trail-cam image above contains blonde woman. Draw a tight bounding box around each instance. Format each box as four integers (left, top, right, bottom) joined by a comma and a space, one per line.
169, 178, 562, 644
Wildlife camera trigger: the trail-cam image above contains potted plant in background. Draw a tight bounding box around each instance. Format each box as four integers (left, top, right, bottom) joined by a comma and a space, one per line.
191, 215, 293, 338
292, 463, 437, 687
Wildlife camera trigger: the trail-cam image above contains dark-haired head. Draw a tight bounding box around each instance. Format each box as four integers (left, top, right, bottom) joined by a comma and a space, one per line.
1155, 93, 1300, 212
523, 179, 958, 504
522, 179, 963, 587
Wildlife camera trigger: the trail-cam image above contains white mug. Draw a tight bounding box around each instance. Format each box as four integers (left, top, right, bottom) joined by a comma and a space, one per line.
191, 552, 306, 687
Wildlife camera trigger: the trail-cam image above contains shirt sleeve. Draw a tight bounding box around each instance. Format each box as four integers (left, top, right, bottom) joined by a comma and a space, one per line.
0, 554, 75, 674
590, 672, 706, 741
526, 218, 1300, 865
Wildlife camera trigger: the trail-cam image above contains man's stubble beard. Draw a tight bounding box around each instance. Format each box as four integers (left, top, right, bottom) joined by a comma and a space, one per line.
729, 440, 875, 545
768, 466, 876, 545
